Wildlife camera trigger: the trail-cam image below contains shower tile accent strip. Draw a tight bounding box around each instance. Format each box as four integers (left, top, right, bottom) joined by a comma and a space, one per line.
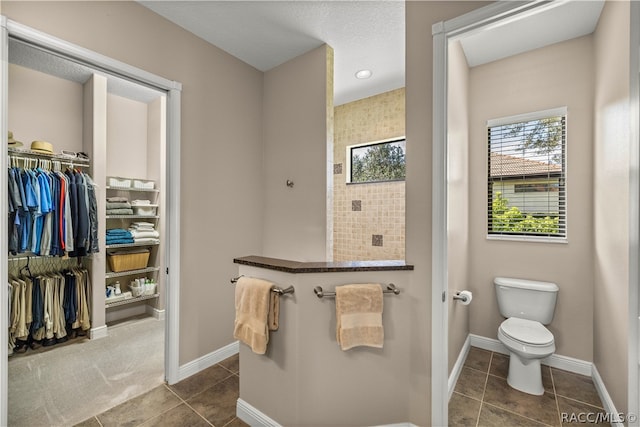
352, 200, 362, 211
449, 347, 608, 427
372, 234, 383, 246
333, 163, 343, 174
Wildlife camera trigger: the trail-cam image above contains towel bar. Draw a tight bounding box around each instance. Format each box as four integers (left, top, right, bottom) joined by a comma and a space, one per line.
314, 283, 400, 299
230, 275, 295, 295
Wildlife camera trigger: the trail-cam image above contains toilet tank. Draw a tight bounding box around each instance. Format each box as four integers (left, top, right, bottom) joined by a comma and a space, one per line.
494, 277, 559, 324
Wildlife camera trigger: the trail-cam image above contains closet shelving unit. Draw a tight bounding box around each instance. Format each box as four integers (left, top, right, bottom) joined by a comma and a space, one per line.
7, 40, 168, 334
105, 180, 161, 312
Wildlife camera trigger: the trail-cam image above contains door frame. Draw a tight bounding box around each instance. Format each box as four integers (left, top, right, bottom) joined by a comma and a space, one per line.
630, 2, 640, 425
0, 17, 182, 426
428, 1, 639, 425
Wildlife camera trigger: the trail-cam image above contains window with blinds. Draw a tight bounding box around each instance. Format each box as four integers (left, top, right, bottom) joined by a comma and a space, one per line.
487, 108, 566, 240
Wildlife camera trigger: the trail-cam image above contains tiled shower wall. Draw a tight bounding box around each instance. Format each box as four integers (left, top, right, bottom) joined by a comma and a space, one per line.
333, 88, 405, 261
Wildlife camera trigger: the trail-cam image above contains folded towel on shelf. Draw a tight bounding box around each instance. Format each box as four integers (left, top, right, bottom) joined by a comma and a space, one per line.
233, 276, 277, 354
106, 229, 134, 245
106, 208, 134, 216
106, 196, 129, 203
131, 222, 155, 228
129, 229, 160, 239
131, 199, 152, 206
132, 237, 160, 244
106, 201, 132, 210
335, 284, 384, 351
129, 224, 155, 231
106, 228, 131, 235
105, 237, 134, 245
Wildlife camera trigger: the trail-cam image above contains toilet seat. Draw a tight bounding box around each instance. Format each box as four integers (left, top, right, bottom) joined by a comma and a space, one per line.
499, 317, 554, 346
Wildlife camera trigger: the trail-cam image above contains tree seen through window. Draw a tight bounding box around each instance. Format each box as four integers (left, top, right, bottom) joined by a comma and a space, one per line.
350, 139, 406, 183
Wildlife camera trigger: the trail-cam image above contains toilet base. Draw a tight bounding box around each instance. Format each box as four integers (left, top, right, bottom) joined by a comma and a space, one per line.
507, 353, 544, 396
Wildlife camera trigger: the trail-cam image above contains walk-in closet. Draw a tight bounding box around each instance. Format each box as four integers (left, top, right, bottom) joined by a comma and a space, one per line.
4, 28, 172, 426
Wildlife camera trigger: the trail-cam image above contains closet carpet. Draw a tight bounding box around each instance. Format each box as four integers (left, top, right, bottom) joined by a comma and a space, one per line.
8, 315, 164, 427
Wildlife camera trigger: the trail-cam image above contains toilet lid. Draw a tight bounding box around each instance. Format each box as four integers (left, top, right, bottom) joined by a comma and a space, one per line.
500, 317, 554, 346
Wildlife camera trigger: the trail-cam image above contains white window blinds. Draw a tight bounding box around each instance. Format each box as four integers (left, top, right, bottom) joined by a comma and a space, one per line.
487, 109, 566, 239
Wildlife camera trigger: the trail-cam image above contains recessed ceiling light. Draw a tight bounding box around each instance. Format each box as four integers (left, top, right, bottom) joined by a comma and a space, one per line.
355, 69, 372, 79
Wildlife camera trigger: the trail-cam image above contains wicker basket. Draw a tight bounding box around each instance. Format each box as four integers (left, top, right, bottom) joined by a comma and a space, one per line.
108, 250, 150, 272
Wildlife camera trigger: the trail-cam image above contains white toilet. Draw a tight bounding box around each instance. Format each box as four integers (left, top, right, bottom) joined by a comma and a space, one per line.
495, 276, 559, 396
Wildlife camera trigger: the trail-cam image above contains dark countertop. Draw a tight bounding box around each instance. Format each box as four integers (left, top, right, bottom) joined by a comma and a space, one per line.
234, 255, 414, 273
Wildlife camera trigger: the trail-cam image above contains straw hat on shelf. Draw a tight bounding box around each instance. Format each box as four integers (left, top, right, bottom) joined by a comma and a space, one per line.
8, 131, 23, 147
30, 140, 54, 154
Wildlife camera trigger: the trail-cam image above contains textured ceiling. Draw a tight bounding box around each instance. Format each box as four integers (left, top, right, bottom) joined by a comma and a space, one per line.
138, 1, 405, 106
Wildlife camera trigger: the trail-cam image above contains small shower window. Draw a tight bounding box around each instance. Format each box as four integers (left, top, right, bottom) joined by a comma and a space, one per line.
487, 108, 567, 241
347, 137, 406, 184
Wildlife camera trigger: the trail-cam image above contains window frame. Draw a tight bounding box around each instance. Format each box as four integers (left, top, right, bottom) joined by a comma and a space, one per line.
345, 136, 406, 184
486, 107, 568, 243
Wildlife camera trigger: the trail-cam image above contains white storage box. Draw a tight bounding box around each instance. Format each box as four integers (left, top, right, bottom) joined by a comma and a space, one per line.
108, 177, 131, 188
132, 205, 158, 216
144, 282, 157, 296
129, 283, 145, 297
133, 179, 155, 190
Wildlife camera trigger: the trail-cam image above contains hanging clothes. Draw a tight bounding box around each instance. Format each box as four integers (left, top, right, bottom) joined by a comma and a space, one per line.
7, 164, 98, 258
7, 267, 91, 354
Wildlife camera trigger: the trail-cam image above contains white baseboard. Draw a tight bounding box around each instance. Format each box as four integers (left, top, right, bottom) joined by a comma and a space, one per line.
592, 365, 624, 426
177, 341, 239, 382
237, 398, 281, 427
468, 334, 593, 376
468, 334, 508, 355
89, 325, 108, 340
448, 335, 471, 400
145, 306, 165, 320
236, 398, 417, 427
373, 423, 420, 427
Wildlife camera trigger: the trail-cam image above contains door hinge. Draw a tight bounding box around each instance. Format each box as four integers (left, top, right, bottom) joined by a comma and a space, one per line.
442, 291, 446, 302
166, 267, 169, 275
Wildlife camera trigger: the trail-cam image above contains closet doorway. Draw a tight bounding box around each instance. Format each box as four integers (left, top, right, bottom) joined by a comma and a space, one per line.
0, 18, 182, 426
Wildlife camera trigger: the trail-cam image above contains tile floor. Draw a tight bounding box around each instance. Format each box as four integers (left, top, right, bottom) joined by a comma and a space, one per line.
449, 347, 609, 426
75, 354, 248, 427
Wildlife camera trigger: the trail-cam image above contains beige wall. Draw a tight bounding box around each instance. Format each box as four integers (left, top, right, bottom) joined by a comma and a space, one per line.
106, 93, 148, 179
447, 40, 470, 373
2, 1, 265, 365
593, 0, 630, 413
238, 265, 412, 425
333, 88, 406, 261
405, 2, 489, 423
262, 45, 332, 262
467, 36, 595, 362
8, 63, 83, 153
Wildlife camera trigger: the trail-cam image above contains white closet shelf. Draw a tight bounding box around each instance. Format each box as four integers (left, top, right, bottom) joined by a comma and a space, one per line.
106, 215, 159, 219
105, 266, 160, 279
9, 147, 91, 165
105, 293, 159, 308
105, 242, 160, 249
106, 186, 159, 193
